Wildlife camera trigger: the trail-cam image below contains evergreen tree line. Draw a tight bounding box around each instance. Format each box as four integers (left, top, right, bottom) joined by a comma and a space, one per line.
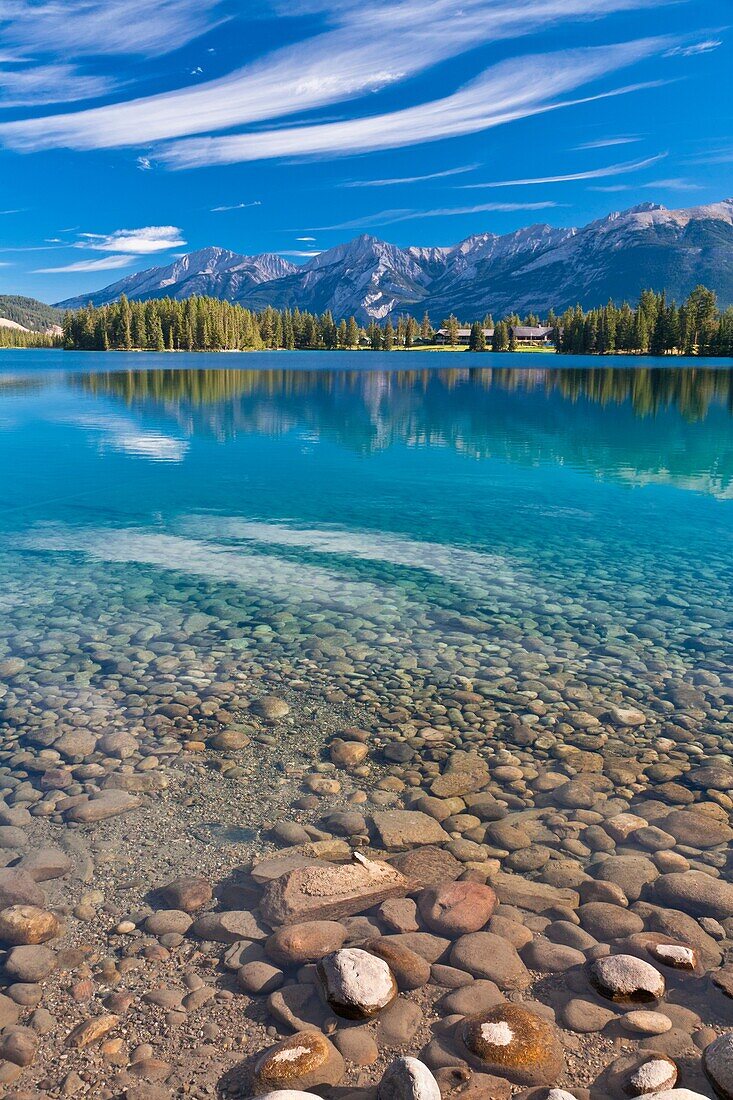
0, 326, 60, 349
59, 285, 733, 356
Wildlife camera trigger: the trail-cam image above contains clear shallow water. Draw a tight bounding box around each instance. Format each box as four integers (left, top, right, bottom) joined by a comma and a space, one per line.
0, 350, 732, 771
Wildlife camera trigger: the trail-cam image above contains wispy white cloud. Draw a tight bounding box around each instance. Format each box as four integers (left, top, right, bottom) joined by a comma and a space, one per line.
666, 39, 722, 58
342, 164, 480, 187
158, 42, 673, 169
0, 0, 674, 153
211, 200, 262, 212
34, 255, 134, 274
314, 201, 559, 231
642, 177, 701, 190
2, 0, 227, 59
279, 249, 323, 256
0, 62, 111, 106
77, 226, 186, 254
460, 153, 666, 188
297, 236, 316, 241
137, 156, 153, 171
574, 135, 641, 149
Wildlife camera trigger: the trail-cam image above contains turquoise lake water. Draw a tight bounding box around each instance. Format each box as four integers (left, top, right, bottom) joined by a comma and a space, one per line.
0, 350, 731, 764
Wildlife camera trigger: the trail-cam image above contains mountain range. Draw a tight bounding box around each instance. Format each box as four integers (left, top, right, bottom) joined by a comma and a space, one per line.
56, 200, 733, 321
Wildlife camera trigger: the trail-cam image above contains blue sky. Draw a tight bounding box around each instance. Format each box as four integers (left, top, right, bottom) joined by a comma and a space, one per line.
0, 0, 731, 304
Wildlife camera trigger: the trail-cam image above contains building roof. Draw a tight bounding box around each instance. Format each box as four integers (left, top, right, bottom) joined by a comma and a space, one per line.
512, 325, 553, 338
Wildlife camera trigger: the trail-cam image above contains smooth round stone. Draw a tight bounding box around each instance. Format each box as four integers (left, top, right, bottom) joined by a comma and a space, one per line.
318, 948, 397, 1019
590, 954, 665, 1004
4, 946, 56, 983
238, 962, 284, 995
629, 1057, 678, 1094
254, 1030, 344, 1091
332, 1028, 379, 1066
577, 902, 644, 941
704, 1032, 733, 1100
266, 921, 347, 966
450, 932, 531, 990
144, 910, 193, 937
637, 1093, 714, 1100
460, 1003, 564, 1085
255, 1094, 326, 1100
251, 696, 290, 721
378, 1056, 441, 1100
0, 906, 61, 946
417, 881, 497, 936
621, 1011, 673, 1036
159, 876, 212, 913
365, 939, 431, 991
560, 998, 617, 1034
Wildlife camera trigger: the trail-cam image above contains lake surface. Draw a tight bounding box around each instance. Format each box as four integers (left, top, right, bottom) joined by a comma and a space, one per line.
0, 349, 731, 795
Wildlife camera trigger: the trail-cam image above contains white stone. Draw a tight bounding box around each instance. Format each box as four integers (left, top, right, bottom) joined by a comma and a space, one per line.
254, 1093, 326, 1100
319, 948, 396, 1017
592, 954, 665, 1000
378, 1056, 441, 1100
654, 944, 696, 968
480, 1022, 514, 1046
631, 1059, 677, 1092
638, 1092, 712, 1100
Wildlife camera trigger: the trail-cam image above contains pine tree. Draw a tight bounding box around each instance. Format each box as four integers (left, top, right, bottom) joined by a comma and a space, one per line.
468, 321, 486, 351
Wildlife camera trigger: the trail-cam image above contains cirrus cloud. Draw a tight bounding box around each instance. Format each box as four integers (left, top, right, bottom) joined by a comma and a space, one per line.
33, 255, 135, 274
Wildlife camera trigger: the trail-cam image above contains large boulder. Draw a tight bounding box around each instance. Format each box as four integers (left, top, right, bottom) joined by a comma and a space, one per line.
261, 857, 409, 924
460, 1004, 564, 1085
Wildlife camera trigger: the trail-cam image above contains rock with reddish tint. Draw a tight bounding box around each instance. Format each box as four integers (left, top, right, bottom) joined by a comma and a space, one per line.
318, 947, 398, 1019
261, 857, 409, 925
418, 881, 497, 936
254, 1030, 344, 1091
160, 876, 212, 913
460, 1003, 564, 1085
66, 1013, 120, 1049
0, 1026, 38, 1067
0, 906, 61, 946
364, 938, 432, 990
266, 921, 347, 966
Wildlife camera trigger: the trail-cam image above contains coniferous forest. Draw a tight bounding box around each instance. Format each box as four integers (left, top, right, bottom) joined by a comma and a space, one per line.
5, 284, 732, 355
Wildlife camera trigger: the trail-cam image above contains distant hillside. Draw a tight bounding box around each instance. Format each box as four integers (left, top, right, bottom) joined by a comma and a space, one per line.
0, 295, 64, 333
56, 199, 733, 322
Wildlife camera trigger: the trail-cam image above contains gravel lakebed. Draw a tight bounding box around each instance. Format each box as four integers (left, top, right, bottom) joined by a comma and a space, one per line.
0, 648, 731, 1100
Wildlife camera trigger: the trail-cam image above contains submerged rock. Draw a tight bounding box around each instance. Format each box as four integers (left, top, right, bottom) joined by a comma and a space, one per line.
460, 1003, 564, 1085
